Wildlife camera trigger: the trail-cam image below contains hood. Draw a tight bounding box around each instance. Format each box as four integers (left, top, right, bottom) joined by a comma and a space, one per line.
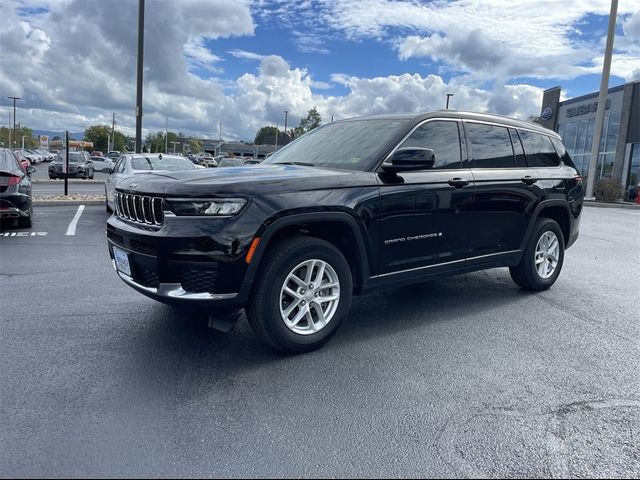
116, 164, 363, 197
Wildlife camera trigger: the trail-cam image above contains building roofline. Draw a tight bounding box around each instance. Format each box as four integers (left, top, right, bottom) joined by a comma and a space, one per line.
559, 83, 628, 107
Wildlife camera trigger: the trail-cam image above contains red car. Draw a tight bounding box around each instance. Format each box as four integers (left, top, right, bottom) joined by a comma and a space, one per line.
12, 150, 31, 171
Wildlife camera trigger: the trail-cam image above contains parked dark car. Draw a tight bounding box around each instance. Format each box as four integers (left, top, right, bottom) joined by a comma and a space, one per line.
0, 148, 35, 228
49, 151, 94, 179
106, 111, 584, 352
105, 153, 200, 213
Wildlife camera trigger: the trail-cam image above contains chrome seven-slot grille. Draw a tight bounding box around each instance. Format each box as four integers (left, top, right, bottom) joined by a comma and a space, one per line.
114, 191, 164, 226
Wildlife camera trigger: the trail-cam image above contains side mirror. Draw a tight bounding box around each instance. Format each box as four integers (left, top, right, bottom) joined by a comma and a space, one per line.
382, 147, 435, 172
27, 166, 37, 175
108, 166, 115, 174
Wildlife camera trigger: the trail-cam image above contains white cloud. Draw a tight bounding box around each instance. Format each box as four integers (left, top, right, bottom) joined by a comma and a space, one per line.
3, 0, 636, 144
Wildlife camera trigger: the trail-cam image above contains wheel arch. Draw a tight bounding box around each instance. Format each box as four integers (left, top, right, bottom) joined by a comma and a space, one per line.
244, 212, 372, 294
522, 200, 571, 249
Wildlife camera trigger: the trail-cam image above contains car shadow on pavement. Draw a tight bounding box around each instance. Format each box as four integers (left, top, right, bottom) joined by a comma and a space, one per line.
119, 268, 533, 392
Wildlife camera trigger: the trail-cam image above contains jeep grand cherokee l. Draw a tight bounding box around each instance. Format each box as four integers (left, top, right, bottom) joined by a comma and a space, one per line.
107, 111, 583, 352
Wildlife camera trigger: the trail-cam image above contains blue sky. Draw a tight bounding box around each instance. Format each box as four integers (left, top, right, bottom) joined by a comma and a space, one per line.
1, 0, 639, 141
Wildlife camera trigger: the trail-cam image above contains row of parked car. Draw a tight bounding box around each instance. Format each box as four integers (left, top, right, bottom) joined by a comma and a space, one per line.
16, 149, 56, 164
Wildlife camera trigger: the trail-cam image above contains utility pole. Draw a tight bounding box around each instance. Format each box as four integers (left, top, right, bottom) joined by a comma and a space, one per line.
111, 112, 116, 152
586, 0, 618, 200
446, 93, 454, 110
165, 116, 168, 154
135, 0, 145, 153
284, 110, 288, 143
7, 96, 20, 149
275, 121, 279, 149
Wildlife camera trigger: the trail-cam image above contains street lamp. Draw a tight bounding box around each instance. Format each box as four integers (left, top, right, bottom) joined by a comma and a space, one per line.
135, 0, 145, 153
7, 96, 21, 149
284, 110, 288, 142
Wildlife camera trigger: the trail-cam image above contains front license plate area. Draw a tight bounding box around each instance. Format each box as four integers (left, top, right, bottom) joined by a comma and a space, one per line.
113, 246, 132, 277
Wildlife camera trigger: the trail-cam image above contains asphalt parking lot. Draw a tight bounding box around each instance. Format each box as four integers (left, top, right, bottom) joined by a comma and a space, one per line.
1, 206, 639, 478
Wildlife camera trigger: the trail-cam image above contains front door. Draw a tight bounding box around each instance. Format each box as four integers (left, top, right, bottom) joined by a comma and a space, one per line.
376, 119, 474, 282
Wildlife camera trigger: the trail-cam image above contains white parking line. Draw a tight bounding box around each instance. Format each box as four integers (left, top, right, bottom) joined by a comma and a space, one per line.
65, 205, 85, 236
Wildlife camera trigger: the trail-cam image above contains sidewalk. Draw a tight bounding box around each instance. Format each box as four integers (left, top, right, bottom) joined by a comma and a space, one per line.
583, 199, 640, 210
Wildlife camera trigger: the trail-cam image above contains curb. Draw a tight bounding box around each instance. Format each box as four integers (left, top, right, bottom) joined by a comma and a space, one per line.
32, 179, 105, 184
34, 200, 106, 207
584, 201, 640, 210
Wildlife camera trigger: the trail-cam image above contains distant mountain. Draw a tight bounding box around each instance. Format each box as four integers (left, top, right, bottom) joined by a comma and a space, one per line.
32, 130, 84, 140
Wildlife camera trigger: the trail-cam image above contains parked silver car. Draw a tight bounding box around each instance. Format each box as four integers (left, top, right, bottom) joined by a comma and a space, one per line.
90, 156, 115, 173
105, 153, 200, 212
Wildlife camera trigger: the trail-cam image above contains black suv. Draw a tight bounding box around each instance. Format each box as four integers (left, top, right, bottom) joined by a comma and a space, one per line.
107, 111, 583, 352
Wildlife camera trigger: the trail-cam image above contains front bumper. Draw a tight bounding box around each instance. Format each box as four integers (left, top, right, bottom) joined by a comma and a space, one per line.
107, 214, 254, 308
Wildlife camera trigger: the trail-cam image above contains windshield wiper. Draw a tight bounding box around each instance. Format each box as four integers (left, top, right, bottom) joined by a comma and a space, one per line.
274, 161, 315, 167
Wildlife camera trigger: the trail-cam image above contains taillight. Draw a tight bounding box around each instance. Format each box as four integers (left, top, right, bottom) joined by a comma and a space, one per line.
0, 175, 21, 186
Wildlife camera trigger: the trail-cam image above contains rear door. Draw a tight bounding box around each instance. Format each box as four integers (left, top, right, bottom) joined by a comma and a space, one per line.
465, 122, 544, 261
376, 119, 474, 280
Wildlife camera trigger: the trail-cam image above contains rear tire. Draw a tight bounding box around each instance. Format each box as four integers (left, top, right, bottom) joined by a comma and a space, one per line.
246, 236, 353, 353
510, 218, 564, 291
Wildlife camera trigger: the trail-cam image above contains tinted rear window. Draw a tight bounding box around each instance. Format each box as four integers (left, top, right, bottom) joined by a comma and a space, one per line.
466, 123, 515, 168
519, 130, 561, 167
0, 149, 20, 171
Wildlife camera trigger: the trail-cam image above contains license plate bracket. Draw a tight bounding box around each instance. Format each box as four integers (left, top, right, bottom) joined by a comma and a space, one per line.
113, 246, 132, 277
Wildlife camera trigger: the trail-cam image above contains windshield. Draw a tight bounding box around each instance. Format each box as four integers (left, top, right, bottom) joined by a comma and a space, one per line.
130, 156, 195, 171
263, 119, 409, 171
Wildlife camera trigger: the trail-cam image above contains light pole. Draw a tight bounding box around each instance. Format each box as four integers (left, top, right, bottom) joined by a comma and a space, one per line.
283, 110, 288, 144
275, 121, 279, 149
7, 96, 21, 149
135, 0, 145, 153
585, 0, 618, 200
111, 112, 116, 152
165, 116, 168, 154
445, 93, 454, 110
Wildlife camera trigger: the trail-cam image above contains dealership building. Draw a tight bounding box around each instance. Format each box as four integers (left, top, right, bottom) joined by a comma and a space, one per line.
538, 79, 640, 201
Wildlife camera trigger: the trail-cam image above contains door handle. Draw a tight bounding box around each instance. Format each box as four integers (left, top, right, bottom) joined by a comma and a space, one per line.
521, 176, 537, 186
448, 177, 470, 189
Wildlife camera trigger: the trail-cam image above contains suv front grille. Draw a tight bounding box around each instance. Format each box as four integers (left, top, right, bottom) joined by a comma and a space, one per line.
115, 192, 163, 226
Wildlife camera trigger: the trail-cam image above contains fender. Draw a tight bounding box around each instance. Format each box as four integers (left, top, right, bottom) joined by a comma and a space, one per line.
242, 211, 373, 292
519, 199, 572, 250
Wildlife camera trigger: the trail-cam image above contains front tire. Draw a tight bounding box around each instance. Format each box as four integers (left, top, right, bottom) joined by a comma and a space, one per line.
246, 236, 353, 353
510, 218, 564, 291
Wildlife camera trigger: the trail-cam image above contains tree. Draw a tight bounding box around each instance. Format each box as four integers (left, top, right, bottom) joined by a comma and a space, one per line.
83, 125, 110, 152
0, 125, 37, 148
300, 107, 322, 132
254, 126, 291, 146
186, 137, 202, 154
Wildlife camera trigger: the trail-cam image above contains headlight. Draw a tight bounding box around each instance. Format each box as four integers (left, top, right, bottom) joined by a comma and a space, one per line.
166, 198, 247, 216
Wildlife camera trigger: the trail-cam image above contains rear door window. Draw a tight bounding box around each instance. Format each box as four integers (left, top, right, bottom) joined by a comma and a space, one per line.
465, 123, 515, 168
508, 128, 527, 168
519, 130, 561, 167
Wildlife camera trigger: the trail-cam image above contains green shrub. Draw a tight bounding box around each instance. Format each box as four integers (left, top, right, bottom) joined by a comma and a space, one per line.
594, 178, 623, 203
